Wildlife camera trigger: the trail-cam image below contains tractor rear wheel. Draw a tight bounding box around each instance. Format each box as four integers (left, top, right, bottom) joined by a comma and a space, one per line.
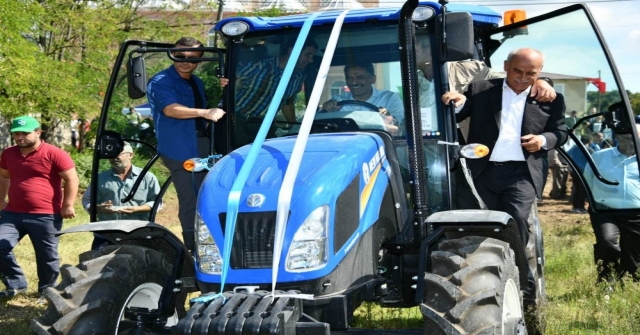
31, 245, 184, 335
421, 236, 526, 334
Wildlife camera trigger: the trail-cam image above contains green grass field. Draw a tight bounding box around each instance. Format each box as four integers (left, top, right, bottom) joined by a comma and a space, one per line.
1, 193, 639, 334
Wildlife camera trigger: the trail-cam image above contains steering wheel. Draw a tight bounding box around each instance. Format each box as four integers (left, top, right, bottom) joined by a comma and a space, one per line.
321, 100, 380, 113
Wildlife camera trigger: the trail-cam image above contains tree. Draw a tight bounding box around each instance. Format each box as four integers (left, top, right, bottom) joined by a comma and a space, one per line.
586, 89, 640, 118
0, 0, 219, 148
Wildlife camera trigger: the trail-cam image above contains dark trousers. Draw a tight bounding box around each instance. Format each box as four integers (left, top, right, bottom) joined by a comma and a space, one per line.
549, 165, 568, 198
0, 211, 62, 293
161, 137, 210, 251
589, 212, 640, 281
570, 170, 587, 210
474, 161, 536, 247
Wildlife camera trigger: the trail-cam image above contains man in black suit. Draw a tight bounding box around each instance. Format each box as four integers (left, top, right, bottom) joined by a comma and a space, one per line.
442, 48, 567, 261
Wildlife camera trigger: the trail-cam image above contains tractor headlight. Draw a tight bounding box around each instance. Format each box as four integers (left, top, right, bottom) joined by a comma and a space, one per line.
412, 7, 435, 24
195, 211, 223, 274
221, 21, 249, 37
286, 205, 329, 271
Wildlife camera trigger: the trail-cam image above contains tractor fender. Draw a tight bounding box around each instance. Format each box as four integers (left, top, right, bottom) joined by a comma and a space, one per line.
60, 220, 197, 288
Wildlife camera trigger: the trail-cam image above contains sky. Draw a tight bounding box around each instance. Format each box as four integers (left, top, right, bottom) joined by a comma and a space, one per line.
474, 0, 640, 93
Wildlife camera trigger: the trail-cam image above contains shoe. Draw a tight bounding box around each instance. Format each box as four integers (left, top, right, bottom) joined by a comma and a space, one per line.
571, 208, 587, 214
0, 287, 27, 299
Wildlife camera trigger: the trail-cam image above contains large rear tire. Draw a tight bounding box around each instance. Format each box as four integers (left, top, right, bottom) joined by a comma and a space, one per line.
421, 236, 526, 334
525, 202, 547, 334
31, 245, 184, 335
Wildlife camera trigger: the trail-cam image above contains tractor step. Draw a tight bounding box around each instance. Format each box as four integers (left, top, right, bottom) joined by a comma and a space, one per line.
172, 290, 329, 335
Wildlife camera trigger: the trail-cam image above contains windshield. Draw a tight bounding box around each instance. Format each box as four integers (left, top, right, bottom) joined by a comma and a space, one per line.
487, 6, 639, 212
227, 21, 448, 213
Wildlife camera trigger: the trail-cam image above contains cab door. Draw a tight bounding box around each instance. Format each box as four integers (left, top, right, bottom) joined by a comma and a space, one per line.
480, 4, 639, 214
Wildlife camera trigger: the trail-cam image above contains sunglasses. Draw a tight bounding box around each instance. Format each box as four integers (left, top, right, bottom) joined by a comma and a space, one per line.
173, 54, 201, 64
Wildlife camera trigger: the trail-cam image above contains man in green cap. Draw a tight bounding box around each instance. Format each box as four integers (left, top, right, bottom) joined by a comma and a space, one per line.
0, 116, 79, 300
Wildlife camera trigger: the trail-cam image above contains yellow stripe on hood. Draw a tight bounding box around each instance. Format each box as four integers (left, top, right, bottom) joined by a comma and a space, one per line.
360, 163, 382, 218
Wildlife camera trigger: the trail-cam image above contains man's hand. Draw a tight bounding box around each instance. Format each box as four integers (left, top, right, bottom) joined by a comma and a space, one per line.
321, 99, 341, 112
96, 201, 115, 213
119, 207, 136, 214
61, 204, 75, 219
521, 134, 544, 152
219, 78, 229, 88
383, 116, 399, 135
441, 92, 466, 108
530, 79, 556, 102
199, 108, 226, 122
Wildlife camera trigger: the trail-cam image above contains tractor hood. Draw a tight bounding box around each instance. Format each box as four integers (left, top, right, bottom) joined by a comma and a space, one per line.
196, 132, 392, 283
199, 132, 389, 215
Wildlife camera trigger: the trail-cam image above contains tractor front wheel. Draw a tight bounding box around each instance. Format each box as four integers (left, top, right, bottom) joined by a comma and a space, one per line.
31, 245, 184, 335
421, 236, 526, 334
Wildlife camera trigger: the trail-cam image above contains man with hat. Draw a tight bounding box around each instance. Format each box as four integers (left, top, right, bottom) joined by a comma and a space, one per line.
0, 116, 78, 298
82, 142, 161, 250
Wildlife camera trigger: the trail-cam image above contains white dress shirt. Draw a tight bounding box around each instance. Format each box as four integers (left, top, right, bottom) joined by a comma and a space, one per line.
490, 81, 529, 162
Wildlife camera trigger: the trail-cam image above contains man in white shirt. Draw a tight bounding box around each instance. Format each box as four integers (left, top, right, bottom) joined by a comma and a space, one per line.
322, 61, 404, 134
441, 49, 567, 290
414, 34, 556, 142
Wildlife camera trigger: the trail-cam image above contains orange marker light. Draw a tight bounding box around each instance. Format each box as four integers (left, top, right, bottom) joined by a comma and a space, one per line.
504, 10, 527, 25
474, 145, 490, 158
183, 159, 196, 172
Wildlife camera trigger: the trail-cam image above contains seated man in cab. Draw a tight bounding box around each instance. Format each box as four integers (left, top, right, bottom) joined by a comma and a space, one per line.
82, 142, 161, 250
321, 61, 403, 135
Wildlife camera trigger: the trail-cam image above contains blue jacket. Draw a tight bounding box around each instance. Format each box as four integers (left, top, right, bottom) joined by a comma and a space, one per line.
147, 65, 208, 161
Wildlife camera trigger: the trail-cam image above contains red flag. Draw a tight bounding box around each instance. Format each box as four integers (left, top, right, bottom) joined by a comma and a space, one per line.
586, 78, 606, 93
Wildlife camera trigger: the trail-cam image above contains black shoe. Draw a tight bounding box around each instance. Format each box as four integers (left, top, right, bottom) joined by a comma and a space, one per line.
0, 287, 27, 299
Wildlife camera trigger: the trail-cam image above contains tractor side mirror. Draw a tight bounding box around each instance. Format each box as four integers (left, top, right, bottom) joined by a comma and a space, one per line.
436, 12, 474, 62
127, 56, 147, 99
96, 131, 125, 159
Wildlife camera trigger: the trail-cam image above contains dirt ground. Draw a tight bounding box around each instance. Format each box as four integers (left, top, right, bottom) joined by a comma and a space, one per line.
538, 169, 586, 224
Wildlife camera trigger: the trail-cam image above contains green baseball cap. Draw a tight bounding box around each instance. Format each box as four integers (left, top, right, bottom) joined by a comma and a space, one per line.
11, 116, 40, 133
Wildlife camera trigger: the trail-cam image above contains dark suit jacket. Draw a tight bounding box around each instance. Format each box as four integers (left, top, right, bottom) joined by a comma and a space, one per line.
456, 79, 568, 198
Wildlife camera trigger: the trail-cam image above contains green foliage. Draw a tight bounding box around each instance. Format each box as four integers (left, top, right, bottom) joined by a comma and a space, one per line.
586, 90, 640, 118
69, 149, 94, 192
629, 91, 640, 116
586, 90, 623, 114
0, 0, 219, 145
235, 7, 299, 18
198, 61, 226, 107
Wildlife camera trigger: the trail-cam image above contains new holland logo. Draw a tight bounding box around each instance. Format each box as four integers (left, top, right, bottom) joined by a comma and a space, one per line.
246, 194, 265, 207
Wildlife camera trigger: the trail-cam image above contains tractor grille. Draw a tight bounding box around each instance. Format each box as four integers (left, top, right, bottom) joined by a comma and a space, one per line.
219, 211, 277, 269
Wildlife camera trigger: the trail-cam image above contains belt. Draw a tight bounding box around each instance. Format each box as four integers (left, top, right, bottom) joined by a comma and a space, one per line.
490, 160, 525, 166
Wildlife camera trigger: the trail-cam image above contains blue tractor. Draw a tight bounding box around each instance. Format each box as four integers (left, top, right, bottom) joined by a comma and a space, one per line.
32, 0, 638, 334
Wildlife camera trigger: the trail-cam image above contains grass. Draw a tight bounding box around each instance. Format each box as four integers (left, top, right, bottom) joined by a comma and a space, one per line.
2, 193, 640, 334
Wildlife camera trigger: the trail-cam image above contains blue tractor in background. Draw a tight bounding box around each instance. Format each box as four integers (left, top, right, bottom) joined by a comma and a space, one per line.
32, 0, 638, 334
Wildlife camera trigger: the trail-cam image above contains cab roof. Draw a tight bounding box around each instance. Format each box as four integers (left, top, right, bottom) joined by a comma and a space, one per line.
214, 1, 501, 32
